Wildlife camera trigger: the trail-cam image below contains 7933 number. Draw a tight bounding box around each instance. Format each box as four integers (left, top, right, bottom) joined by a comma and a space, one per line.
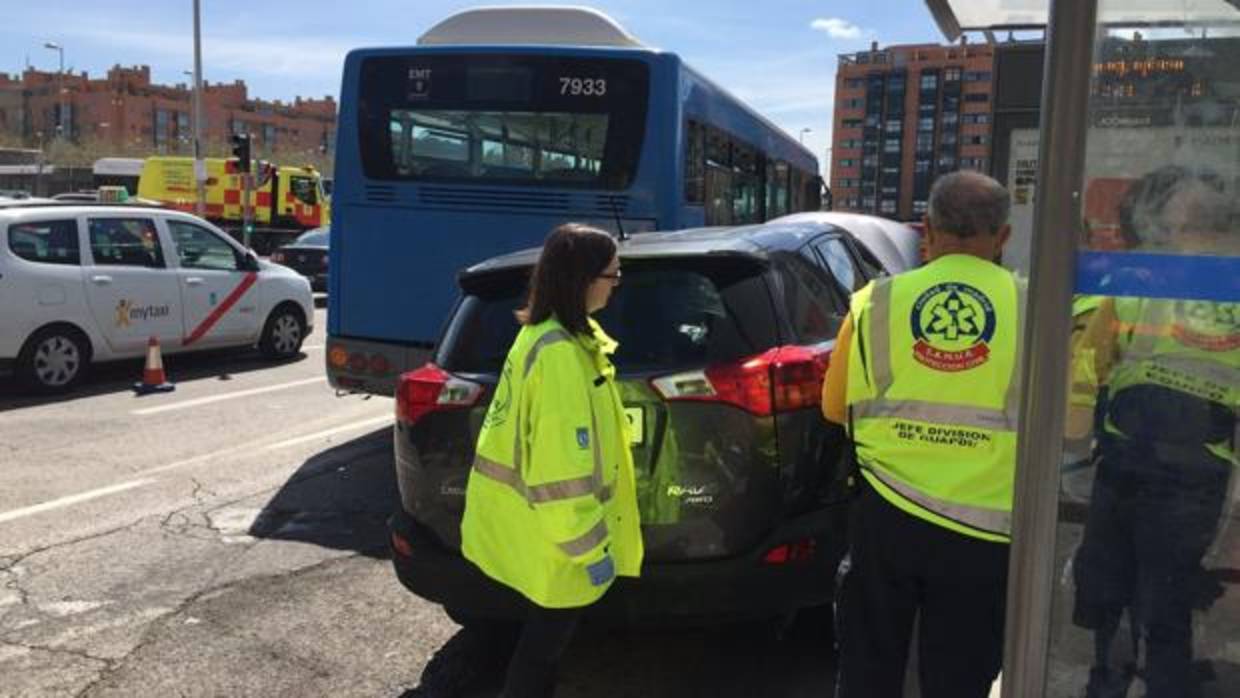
560, 77, 607, 96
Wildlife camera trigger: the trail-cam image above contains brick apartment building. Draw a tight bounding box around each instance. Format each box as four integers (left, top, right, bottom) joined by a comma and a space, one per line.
0, 65, 336, 159
831, 41, 996, 222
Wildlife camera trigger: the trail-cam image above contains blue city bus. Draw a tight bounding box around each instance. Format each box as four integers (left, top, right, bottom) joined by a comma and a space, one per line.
327, 7, 821, 394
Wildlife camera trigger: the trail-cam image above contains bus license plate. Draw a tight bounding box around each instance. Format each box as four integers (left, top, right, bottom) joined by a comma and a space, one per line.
624, 407, 644, 445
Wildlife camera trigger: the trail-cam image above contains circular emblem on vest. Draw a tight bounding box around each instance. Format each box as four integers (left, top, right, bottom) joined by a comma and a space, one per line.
910, 282, 997, 372
1172, 301, 1240, 352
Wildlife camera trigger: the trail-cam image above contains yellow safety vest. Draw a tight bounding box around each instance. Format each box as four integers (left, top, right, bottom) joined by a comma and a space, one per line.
461, 316, 643, 608
846, 254, 1025, 543
1105, 298, 1239, 466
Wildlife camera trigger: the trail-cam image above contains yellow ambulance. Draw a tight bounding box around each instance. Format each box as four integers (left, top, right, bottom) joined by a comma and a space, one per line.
137, 157, 330, 230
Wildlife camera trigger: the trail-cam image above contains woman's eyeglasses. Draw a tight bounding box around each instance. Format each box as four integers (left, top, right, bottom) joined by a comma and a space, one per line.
597, 270, 622, 281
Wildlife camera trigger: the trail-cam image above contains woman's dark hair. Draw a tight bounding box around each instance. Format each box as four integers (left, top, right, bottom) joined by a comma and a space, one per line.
518, 223, 617, 334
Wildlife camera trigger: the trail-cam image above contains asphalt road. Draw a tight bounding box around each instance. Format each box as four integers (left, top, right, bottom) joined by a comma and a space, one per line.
0, 306, 838, 698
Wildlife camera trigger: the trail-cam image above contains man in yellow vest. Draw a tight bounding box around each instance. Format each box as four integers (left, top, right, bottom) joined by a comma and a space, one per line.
822, 171, 1022, 698
1071, 168, 1237, 698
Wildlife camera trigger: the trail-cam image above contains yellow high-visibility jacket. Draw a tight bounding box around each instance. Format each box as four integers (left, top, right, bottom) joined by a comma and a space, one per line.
461, 316, 643, 608
846, 254, 1025, 543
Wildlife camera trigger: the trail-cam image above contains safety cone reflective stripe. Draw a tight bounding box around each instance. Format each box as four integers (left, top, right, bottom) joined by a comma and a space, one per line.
134, 336, 175, 395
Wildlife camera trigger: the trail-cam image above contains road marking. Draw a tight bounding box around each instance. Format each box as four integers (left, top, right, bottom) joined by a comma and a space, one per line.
130, 377, 326, 416
0, 479, 156, 524
2, 412, 390, 523
264, 415, 391, 451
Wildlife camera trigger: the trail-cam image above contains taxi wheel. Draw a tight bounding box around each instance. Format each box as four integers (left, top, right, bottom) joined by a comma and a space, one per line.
17, 326, 91, 394
259, 304, 306, 359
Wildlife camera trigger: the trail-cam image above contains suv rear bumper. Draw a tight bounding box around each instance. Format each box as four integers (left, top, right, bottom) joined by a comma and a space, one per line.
388, 504, 848, 624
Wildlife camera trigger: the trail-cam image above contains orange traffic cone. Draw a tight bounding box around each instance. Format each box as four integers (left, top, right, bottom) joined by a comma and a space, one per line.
133, 336, 175, 395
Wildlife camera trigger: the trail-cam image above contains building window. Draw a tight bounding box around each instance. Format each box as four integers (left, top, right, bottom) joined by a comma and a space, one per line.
944, 68, 962, 82
862, 196, 876, 210
883, 139, 901, 153
842, 118, 863, 129
915, 159, 931, 173
966, 135, 989, 145
917, 117, 935, 132
964, 93, 990, 103
962, 114, 990, 124
879, 199, 897, 214
913, 200, 928, 215
916, 133, 934, 152
964, 71, 992, 82
844, 78, 864, 89
862, 155, 878, 167
845, 98, 864, 109
941, 111, 959, 125
153, 109, 169, 148
839, 159, 855, 167
940, 132, 958, 146
920, 74, 938, 89
938, 156, 957, 169
263, 123, 277, 147
231, 119, 248, 136
885, 119, 902, 133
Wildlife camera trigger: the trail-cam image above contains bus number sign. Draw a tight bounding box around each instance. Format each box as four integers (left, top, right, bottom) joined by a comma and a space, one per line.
560, 77, 607, 97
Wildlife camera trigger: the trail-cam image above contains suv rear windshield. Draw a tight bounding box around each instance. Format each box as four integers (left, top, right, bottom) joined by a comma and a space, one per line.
357, 54, 649, 190
438, 259, 778, 375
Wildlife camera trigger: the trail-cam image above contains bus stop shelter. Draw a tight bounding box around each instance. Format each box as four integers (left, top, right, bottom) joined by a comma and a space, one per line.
925, 1, 1239, 696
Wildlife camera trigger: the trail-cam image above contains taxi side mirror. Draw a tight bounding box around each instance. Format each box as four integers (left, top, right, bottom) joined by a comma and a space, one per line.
239, 250, 261, 272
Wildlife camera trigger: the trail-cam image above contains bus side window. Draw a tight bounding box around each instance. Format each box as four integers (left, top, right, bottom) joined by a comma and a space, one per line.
685, 120, 705, 204
704, 126, 732, 225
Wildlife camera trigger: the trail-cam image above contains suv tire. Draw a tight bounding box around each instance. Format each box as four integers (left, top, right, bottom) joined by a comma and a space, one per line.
259, 304, 305, 359
17, 325, 91, 394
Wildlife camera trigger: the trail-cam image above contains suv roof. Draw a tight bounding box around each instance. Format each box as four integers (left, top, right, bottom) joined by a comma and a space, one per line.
461, 220, 850, 278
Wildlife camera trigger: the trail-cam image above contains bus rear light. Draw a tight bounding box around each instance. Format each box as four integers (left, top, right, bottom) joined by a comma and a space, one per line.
396, 364, 485, 425
369, 354, 391, 375
348, 353, 369, 373
328, 346, 349, 368
650, 345, 830, 417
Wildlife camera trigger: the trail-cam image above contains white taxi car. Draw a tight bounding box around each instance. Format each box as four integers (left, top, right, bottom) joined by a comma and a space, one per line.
0, 202, 314, 393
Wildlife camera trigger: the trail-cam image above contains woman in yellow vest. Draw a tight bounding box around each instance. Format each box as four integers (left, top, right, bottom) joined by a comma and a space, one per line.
460, 223, 643, 698
822, 171, 1021, 698
1071, 167, 1237, 698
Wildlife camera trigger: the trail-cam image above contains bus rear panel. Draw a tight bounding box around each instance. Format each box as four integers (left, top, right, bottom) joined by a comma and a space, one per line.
328, 47, 664, 394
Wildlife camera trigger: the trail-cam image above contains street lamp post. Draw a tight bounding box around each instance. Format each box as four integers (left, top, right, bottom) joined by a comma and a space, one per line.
798, 127, 812, 146
191, 0, 207, 216
43, 42, 64, 139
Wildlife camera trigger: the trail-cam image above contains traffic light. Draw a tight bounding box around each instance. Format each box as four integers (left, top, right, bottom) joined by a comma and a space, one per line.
231, 133, 251, 173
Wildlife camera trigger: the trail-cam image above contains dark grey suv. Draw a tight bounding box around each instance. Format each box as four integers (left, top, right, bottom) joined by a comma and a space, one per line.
389, 220, 893, 623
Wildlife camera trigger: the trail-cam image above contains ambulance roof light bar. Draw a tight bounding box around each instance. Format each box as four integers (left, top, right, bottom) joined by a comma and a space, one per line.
417, 5, 647, 48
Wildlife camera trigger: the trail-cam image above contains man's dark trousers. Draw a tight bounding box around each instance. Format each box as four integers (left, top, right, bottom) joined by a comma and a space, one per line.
835, 481, 1009, 698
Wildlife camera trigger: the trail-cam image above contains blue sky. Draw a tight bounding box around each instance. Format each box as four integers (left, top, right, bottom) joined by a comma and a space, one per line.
3, 1, 949, 165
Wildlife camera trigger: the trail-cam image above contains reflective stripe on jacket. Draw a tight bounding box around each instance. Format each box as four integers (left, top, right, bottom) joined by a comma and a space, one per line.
846, 254, 1024, 543
1104, 298, 1239, 466
461, 316, 643, 608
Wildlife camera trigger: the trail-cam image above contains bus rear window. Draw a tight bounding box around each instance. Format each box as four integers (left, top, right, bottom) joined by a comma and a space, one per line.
358, 54, 649, 189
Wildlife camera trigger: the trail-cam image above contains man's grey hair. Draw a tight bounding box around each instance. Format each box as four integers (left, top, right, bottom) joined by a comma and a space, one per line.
927, 171, 1012, 238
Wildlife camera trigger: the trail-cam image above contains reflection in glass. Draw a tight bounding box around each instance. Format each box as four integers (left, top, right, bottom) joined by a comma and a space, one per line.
1050, 12, 1240, 697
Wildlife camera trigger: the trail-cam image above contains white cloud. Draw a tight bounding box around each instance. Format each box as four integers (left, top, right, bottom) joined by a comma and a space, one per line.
810, 18, 864, 40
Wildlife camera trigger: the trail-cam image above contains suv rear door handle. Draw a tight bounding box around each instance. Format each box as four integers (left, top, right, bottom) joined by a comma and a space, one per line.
91, 274, 112, 285
185, 277, 204, 286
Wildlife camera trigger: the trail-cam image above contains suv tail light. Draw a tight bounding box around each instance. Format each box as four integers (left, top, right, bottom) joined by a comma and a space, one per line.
650, 345, 830, 417
396, 364, 485, 425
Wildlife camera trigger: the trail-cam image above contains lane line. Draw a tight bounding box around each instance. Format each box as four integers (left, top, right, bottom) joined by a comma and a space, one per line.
0, 479, 156, 524
130, 377, 326, 416
1, 412, 390, 523
263, 415, 391, 451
